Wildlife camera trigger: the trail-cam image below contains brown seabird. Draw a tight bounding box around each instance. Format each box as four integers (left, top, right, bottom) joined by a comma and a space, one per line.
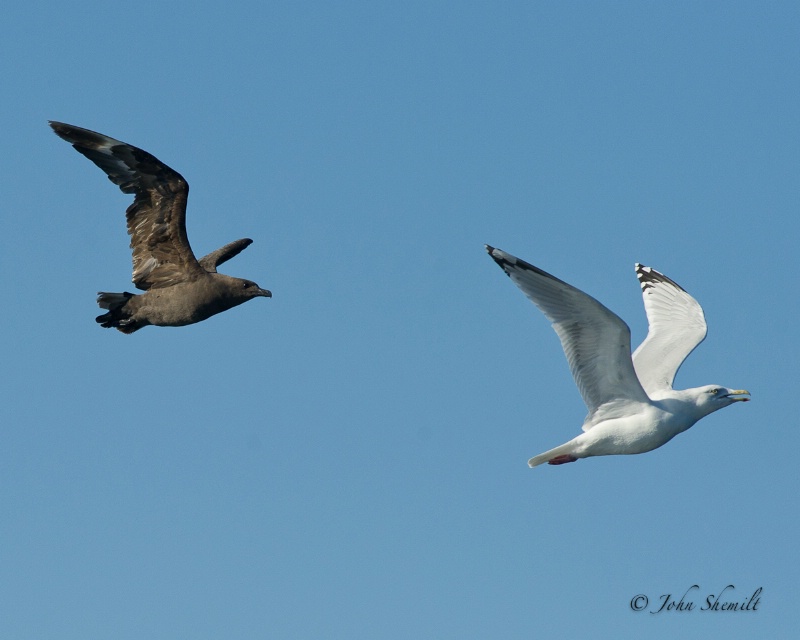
50, 121, 271, 333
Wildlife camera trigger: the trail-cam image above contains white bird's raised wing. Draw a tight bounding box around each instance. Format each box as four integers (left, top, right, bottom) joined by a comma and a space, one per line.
631, 264, 707, 395
487, 246, 650, 427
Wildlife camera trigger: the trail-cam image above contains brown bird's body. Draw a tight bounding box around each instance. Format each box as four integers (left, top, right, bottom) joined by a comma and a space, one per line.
50, 122, 271, 333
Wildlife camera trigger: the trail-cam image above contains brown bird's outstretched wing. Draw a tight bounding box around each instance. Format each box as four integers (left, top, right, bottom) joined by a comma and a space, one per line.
198, 238, 253, 272
50, 121, 205, 290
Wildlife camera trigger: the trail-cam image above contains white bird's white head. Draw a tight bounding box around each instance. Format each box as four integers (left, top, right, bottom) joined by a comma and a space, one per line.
690, 385, 751, 418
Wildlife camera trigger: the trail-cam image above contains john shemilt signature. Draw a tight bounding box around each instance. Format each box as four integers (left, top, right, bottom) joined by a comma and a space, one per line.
629, 585, 762, 613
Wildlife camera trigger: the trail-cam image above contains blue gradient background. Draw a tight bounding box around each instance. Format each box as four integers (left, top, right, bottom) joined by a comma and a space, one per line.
1, 2, 796, 638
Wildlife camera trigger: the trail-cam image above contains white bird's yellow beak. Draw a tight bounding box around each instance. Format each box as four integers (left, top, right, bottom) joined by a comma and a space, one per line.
727, 389, 751, 402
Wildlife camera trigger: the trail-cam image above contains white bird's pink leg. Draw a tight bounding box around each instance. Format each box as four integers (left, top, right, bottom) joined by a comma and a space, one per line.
548, 454, 578, 465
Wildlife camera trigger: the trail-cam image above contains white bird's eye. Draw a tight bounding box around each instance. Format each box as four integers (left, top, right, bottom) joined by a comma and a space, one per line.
708, 388, 720, 394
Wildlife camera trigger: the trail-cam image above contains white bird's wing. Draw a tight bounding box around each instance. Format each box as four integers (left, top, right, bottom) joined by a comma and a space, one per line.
487, 246, 650, 427
631, 264, 707, 395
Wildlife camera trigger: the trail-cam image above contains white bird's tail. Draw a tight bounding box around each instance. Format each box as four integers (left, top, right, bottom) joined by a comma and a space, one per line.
528, 440, 580, 468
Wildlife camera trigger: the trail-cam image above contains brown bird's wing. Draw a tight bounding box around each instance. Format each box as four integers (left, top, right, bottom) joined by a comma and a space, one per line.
198, 238, 253, 272
50, 121, 205, 290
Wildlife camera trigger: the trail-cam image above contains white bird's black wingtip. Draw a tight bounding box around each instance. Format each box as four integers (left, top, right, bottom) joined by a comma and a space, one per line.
485, 244, 516, 267
485, 245, 518, 277
635, 263, 688, 293
485, 245, 569, 287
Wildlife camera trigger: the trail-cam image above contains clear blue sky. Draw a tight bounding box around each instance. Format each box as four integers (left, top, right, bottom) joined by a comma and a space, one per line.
1, 1, 797, 638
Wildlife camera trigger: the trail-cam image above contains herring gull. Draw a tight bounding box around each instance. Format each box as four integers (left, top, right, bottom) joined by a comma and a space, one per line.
50, 121, 271, 333
485, 246, 749, 467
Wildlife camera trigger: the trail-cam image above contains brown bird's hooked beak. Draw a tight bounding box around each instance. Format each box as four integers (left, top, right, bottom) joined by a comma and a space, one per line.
257, 288, 272, 298
726, 389, 750, 402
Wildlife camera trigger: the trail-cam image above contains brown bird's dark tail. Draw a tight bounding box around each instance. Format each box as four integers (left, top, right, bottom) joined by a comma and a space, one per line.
96, 292, 140, 334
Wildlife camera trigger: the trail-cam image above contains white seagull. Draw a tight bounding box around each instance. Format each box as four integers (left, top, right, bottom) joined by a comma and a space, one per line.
486, 246, 749, 468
